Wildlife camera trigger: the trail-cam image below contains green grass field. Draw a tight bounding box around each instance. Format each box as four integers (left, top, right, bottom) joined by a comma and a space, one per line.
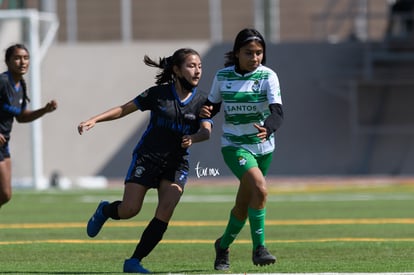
1, 177, 414, 274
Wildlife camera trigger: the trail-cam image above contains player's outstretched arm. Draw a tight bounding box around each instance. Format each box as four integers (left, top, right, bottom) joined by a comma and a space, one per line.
78, 100, 137, 135
16, 100, 57, 123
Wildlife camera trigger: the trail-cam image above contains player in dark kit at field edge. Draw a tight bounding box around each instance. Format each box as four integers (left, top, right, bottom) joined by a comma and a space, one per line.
0, 44, 57, 208
78, 48, 212, 274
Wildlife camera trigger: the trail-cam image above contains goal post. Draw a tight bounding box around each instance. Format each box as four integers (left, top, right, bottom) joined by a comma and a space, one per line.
0, 9, 59, 190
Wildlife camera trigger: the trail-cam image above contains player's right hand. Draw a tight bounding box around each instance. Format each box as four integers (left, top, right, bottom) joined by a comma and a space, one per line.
200, 105, 212, 118
77, 121, 95, 135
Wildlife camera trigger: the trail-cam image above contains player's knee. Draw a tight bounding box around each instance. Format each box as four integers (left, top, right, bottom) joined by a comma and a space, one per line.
254, 179, 268, 201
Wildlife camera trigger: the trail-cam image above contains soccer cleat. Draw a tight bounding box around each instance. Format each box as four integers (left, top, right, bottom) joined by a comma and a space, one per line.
123, 258, 151, 274
252, 245, 277, 266
214, 237, 230, 270
86, 200, 109, 237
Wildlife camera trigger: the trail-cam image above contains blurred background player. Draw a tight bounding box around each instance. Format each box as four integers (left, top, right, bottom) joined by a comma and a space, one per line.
0, 43, 57, 208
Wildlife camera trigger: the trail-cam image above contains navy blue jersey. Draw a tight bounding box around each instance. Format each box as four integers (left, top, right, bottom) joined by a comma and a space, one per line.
133, 83, 210, 159
0, 72, 27, 141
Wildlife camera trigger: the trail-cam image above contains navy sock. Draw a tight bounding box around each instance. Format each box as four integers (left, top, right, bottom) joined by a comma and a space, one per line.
132, 217, 168, 260
102, 201, 121, 220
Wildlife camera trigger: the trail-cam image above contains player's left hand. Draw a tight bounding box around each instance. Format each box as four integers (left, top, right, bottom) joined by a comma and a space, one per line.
181, 135, 193, 148
254, 123, 267, 143
44, 100, 57, 113
199, 105, 212, 118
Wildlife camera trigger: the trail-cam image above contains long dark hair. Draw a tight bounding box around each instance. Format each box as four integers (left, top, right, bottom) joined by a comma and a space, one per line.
224, 28, 267, 67
144, 48, 200, 85
5, 43, 30, 103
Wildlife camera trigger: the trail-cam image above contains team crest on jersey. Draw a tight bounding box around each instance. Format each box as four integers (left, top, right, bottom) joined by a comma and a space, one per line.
251, 80, 260, 93
134, 166, 145, 178
226, 82, 232, 89
238, 156, 247, 166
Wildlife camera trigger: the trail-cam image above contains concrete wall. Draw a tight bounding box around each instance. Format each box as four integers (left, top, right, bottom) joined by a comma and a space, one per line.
8, 41, 414, 184
53, 0, 390, 43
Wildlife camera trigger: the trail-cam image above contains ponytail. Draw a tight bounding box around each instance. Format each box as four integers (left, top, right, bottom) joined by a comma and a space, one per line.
20, 78, 30, 103
143, 48, 200, 86
144, 55, 174, 85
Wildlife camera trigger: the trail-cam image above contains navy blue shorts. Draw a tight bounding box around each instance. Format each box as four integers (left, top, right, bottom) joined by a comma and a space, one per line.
125, 151, 189, 189
0, 142, 10, 161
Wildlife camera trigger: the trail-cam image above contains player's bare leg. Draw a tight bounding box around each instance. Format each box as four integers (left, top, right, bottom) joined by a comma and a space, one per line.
0, 159, 12, 207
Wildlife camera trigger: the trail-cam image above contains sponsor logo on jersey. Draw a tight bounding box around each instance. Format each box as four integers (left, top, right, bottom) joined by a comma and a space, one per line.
184, 113, 196, 120
225, 104, 257, 113
159, 106, 167, 112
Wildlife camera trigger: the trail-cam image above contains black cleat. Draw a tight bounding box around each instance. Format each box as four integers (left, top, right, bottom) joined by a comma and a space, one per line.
214, 238, 230, 270
252, 245, 276, 266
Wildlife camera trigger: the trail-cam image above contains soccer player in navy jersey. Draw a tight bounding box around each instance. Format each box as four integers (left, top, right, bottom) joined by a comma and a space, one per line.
78, 48, 212, 273
0, 44, 57, 208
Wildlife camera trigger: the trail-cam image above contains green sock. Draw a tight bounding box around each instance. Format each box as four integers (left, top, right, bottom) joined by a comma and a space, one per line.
220, 212, 246, 249
248, 207, 266, 250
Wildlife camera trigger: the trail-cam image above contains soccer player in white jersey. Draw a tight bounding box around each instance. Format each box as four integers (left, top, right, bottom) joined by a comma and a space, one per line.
201, 28, 284, 270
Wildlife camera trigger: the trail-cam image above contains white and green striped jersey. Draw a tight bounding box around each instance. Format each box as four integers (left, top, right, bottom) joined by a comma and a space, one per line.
208, 65, 282, 156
